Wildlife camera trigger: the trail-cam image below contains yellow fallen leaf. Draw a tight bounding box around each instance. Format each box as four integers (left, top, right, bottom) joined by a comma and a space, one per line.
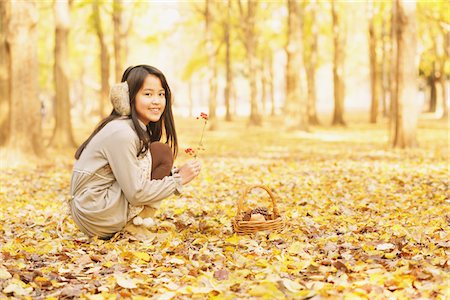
376, 243, 395, 251
248, 282, 284, 299
384, 252, 397, 259
114, 273, 138, 289
133, 251, 150, 262
280, 278, 303, 293
3, 281, 33, 297
225, 235, 240, 245
158, 292, 177, 300
103, 261, 113, 268
167, 257, 185, 265
0, 266, 12, 280
288, 241, 303, 255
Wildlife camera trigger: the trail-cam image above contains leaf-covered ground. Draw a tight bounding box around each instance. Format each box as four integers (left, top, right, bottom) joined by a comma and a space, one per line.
1, 116, 449, 299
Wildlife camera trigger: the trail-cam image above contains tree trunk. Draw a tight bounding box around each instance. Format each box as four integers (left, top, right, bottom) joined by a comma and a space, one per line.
113, 0, 124, 82
392, 0, 418, 148
205, 0, 217, 130
261, 64, 267, 116
240, 0, 261, 126
285, 0, 308, 131
260, 50, 270, 116
93, 0, 110, 118
380, 10, 390, 118
224, 0, 232, 122
50, 0, 76, 149
428, 64, 437, 113
440, 26, 449, 118
331, 0, 346, 126
0, 0, 11, 146
4, 0, 43, 165
304, 0, 320, 125
369, 3, 380, 123
269, 51, 275, 116
389, 0, 398, 135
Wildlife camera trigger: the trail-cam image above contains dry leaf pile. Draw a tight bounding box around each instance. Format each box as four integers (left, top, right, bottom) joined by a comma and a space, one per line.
0, 118, 449, 299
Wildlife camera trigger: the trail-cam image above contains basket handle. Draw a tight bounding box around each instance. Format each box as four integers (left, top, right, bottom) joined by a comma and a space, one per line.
237, 185, 280, 217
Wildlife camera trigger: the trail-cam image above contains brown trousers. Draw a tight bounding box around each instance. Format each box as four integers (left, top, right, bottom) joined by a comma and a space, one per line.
150, 142, 173, 180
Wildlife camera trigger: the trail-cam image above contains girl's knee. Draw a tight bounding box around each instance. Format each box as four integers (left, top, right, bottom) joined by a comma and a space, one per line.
150, 142, 172, 157
150, 142, 173, 179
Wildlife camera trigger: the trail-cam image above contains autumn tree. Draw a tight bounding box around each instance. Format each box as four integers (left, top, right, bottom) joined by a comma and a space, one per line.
50, 0, 76, 149
205, 0, 217, 130
285, 0, 308, 131
331, 0, 346, 126
302, 0, 320, 125
368, 2, 380, 123
391, 0, 418, 148
93, 0, 110, 118
239, 0, 261, 126
2, 0, 43, 165
418, 1, 449, 118
0, 1, 10, 146
223, 0, 233, 122
112, 0, 124, 82
380, 2, 392, 118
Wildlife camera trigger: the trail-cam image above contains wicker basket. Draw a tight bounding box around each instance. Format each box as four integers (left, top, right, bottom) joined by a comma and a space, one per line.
233, 185, 284, 235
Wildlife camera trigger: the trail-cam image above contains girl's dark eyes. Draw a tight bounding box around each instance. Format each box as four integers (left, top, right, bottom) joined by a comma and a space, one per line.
144, 93, 165, 97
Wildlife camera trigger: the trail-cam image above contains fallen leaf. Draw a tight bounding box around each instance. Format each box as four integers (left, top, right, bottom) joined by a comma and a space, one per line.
114, 273, 138, 289
214, 269, 229, 281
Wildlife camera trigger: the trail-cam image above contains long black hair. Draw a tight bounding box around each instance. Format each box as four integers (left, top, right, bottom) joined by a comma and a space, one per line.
75, 65, 178, 159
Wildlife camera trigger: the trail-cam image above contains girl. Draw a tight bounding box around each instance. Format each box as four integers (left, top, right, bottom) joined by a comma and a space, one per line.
70, 65, 201, 239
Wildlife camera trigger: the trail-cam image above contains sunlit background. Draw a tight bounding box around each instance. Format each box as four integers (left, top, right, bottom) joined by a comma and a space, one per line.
31, 0, 448, 119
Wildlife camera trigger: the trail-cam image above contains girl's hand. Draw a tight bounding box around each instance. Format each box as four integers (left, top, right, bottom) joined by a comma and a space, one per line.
178, 159, 202, 185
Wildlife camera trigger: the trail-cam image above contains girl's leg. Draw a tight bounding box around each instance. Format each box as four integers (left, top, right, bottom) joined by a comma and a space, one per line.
150, 142, 173, 180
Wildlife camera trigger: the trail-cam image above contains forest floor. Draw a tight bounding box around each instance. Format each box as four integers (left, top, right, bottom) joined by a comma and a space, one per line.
0, 114, 449, 299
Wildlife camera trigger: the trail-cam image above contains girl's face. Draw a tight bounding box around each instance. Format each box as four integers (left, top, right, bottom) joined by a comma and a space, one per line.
135, 74, 166, 125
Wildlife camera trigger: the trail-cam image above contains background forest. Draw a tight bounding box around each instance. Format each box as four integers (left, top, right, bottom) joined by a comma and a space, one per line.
0, 0, 448, 163
0, 1, 449, 299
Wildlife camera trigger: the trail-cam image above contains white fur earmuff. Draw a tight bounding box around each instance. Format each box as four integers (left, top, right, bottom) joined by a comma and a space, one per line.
110, 82, 130, 116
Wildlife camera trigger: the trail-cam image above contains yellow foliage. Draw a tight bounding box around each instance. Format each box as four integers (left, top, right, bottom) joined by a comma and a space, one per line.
0, 117, 448, 299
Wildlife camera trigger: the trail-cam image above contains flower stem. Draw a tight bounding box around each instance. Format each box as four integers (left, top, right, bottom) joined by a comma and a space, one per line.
198, 120, 207, 146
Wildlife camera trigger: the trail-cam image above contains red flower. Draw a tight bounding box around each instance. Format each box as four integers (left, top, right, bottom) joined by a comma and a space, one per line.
184, 148, 196, 156
200, 112, 209, 120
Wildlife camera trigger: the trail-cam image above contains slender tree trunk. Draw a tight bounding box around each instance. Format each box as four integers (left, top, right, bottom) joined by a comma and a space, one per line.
224, 0, 232, 122
392, 0, 418, 148
380, 10, 390, 118
331, 0, 346, 126
4, 0, 43, 165
440, 27, 449, 118
389, 0, 398, 137
285, 0, 308, 131
239, 0, 261, 126
429, 64, 437, 113
304, 0, 319, 125
50, 0, 76, 149
93, 0, 110, 118
260, 50, 270, 116
0, 0, 11, 146
269, 51, 275, 116
205, 0, 217, 130
248, 1, 261, 126
113, 0, 123, 82
369, 3, 379, 123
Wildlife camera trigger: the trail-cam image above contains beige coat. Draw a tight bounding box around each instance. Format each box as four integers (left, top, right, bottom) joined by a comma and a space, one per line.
69, 118, 181, 238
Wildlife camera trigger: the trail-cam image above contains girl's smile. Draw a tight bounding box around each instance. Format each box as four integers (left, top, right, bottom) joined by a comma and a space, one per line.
135, 75, 166, 124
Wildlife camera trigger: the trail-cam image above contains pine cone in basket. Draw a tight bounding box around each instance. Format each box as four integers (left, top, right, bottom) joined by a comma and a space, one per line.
242, 207, 270, 221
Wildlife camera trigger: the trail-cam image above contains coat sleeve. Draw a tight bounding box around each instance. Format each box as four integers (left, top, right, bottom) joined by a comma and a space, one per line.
102, 127, 182, 206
